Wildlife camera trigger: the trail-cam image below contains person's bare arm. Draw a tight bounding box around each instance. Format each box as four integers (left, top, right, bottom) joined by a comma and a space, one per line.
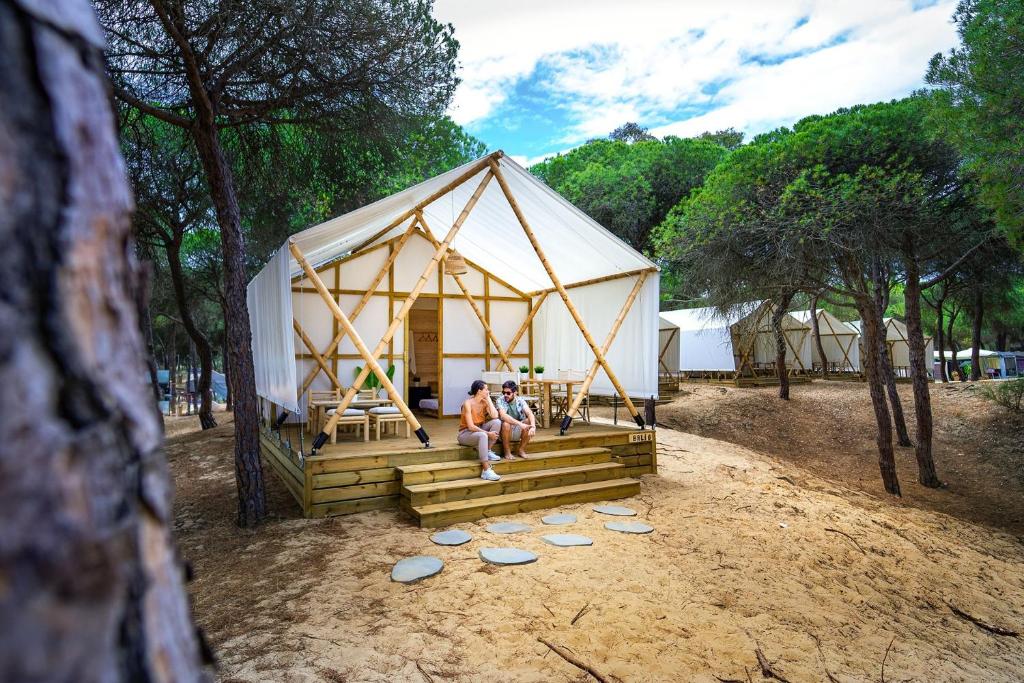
485, 394, 499, 420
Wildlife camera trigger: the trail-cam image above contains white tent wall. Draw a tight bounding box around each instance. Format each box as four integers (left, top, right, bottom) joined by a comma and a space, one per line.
747, 310, 812, 370
533, 274, 660, 399
659, 307, 740, 372
792, 310, 861, 372
247, 246, 298, 412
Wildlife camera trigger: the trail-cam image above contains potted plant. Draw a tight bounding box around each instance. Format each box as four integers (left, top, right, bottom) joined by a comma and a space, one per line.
519, 365, 530, 382
354, 364, 396, 399
533, 364, 545, 381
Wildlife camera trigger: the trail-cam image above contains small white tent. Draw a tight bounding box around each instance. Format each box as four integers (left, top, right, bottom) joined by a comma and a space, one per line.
850, 318, 933, 378
247, 151, 660, 428
791, 310, 861, 373
658, 302, 811, 377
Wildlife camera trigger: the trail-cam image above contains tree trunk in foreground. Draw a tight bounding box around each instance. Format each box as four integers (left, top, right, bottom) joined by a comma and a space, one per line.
0, 3, 208, 678
970, 289, 983, 381
877, 327, 913, 447
772, 295, 795, 400
934, 298, 948, 383
167, 238, 216, 429
947, 309, 963, 381
810, 295, 828, 378
903, 257, 941, 487
191, 123, 265, 527
857, 304, 901, 496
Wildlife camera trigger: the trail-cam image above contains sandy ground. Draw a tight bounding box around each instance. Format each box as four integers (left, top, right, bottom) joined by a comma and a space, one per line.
165, 396, 1024, 682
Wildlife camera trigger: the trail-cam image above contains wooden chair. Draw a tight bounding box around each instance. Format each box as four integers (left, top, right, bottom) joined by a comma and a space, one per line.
323, 406, 369, 443
518, 379, 544, 424
308, 389, 341, 433
550, 370, 589, 422
368, 406, 410, 440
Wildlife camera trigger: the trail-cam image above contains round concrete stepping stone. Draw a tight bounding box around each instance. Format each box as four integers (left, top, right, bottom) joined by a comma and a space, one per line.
486, 521, 531, 534
593, 504, 637, 516
542, 513, 577, 525
604, 521, 654, 534
542, 534, 593, 547
479, 547, 538, 565
391, 556, 444, 583
430, 529, 472, 546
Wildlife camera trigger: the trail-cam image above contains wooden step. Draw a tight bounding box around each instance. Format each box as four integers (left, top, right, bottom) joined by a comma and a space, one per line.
403, 461, 626, 507
410, 478, 641, 528
397, 447, 612, 485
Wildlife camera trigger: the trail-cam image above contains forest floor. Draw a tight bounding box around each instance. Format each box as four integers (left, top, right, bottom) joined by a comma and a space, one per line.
168, 382, 1024, 682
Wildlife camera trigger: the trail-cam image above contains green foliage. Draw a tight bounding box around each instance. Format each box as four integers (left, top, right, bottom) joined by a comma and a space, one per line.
518, 365, 530, 373
980, 378, 1024, 412
533, 365, 545, 373
531, 134, 727, 253
354, 364, 396, 391
927, 0, 1024, 246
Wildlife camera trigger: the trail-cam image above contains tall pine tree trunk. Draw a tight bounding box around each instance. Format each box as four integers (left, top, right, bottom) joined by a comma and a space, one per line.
810, 294, 828, 378
166, 239, 216, 428
903, 254, 941, 487
191, 123, 265, 527
947, 309, 964, 381
771, 294, 795, 399
857, 303, 901, 495
877, 326, 913, 446
970, 289, 983, 381
0, 3, 207, 677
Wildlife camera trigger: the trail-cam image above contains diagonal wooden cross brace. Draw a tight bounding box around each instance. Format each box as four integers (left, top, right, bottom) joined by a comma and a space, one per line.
488, 158, 645, 429
562, 272, 649, 432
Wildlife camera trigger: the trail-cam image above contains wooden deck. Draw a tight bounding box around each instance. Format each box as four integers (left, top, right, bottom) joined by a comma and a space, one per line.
260, 417, 655, 525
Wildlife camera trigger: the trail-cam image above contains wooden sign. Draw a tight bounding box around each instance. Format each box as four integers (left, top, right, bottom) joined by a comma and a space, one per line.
629, 432, 654, 444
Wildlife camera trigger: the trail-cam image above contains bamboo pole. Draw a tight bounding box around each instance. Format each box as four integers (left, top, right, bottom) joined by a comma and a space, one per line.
525, 267, 658, 297
291, 242, 424, 451
298, 217, 419, 397
293, 319, 343, 390
658, 327, 678, 373
488, 158, 644, 427
417, 215, 514, 371
346, 152, 502, 255
506, 291, 548, 362
562, 272, 648, 432
312, 169, 495, 443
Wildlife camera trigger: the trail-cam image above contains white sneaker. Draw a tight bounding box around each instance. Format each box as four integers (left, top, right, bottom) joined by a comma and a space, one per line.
480, 468, 501, 481
487, 452, 502, 461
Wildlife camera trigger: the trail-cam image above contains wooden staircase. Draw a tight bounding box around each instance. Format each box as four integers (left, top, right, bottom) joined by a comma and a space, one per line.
397, 447, 640, 528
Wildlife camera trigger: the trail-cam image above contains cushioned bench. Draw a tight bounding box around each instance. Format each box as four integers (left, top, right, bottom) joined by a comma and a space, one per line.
369, 406, 409, 440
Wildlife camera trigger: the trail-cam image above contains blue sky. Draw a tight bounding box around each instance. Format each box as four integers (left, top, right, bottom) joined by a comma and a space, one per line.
433, 0, 960, 166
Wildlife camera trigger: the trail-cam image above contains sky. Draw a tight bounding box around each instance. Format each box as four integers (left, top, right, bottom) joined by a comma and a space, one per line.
432, 0, 961, 166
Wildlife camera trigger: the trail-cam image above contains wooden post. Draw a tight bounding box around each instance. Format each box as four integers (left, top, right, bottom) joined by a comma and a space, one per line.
290, 242, 425, 450
307, 169, 494, 444
417, 217, 514, 371
298, 218, 419, 397
562, 272, 648, 432
488, 158, 645, 428
292, 319, 343, 390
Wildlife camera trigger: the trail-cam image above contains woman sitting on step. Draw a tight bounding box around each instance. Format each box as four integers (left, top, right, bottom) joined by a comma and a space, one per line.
457, 380, 503, 481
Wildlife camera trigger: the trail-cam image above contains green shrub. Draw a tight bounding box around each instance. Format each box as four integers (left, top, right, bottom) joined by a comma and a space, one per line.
980, 378, 1024, 412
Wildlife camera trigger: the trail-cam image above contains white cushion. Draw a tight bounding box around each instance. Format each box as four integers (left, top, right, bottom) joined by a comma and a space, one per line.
418, 398, 439, 410
369, 406, 401, 415
327, 408, 365, 416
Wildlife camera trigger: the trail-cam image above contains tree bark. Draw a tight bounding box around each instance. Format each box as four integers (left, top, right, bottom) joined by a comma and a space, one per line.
136, 260, 165, 420
771, 294, 795, 400
970, 288, 983, 381
947, 307, 964, 381
903, 254, 941, 487
165, 239, 216, 428
0, 2, 208, 678
935, 298, 948, 383
190, 123, 265, 526
857, 304, 901, 496
810, 294, 828, 378
877, 323, 913, 447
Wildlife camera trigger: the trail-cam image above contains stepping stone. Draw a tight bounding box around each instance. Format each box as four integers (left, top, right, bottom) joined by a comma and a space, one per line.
593, 504, 637, 516
486, 522, 531, 534
542, 534, 593, 547
430, 530, 472, 546
391, 556, 444, 584
479, 547, 538, 566
542, 513, 577, 525
605, 521, 654, 534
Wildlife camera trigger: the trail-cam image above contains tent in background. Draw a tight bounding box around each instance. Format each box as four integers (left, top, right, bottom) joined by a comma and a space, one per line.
850, 318, 934, 378
791, 310, 861, 375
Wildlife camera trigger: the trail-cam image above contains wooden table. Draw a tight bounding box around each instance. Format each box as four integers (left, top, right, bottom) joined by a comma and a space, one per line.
307, 396, 394, 433
531, 379, 583, 429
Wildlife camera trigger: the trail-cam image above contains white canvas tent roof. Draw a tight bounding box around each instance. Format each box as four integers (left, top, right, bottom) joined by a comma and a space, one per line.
248, 152, 660, 412
791, 309, 861, 372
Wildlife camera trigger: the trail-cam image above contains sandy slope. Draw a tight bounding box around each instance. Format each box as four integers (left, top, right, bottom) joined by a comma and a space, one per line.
167, 416, 1024, 682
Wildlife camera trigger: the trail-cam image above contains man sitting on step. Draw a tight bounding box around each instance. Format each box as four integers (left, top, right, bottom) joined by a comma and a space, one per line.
496, 380, 537, 460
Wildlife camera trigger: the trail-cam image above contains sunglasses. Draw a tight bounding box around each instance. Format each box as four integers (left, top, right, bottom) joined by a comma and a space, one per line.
502, 390, 514, 395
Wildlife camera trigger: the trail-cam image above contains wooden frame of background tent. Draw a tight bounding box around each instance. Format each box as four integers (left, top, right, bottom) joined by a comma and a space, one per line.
815, 311, 860, 375
731, 302, 809, 379
289, 151, 652, 453
658, 326, 678, 375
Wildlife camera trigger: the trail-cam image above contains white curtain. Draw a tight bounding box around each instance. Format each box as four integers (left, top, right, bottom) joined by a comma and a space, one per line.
247, 246, 298, 411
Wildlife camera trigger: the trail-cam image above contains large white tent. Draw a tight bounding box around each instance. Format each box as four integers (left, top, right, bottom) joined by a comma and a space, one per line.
791, 309, 861, 373
658, 302, 811, 375
247, 152, 660, 422
850, 318, 933, 378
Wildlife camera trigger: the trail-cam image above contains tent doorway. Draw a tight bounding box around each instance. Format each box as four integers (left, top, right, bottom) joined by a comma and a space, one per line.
408, 297, 439, 414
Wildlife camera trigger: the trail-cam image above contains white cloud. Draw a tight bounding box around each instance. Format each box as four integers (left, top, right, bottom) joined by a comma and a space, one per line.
433, 0, 959, 148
